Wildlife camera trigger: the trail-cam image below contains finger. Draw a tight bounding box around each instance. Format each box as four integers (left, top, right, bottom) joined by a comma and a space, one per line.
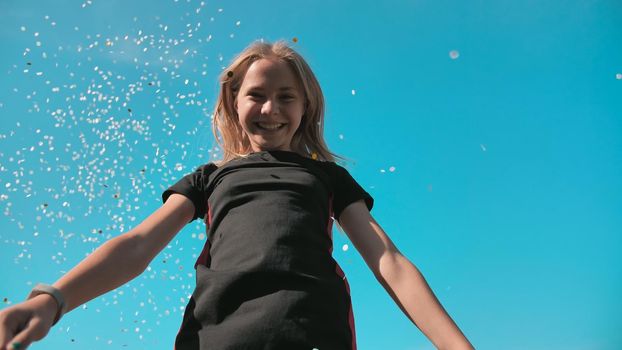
6, 317, 44, 350
0, 322, 9, 348
0, 310, 23, 350
7, 340, 24, 350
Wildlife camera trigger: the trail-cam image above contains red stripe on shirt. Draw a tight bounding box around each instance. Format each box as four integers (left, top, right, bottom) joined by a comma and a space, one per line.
194, 204, 212, 269
327, 193, 357, 350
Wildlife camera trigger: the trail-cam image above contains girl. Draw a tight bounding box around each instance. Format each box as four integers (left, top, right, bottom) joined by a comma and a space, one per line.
0, 40, 474, 350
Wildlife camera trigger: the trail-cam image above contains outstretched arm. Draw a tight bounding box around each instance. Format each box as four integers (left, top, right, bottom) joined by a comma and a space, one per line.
338, 200, 474, 350
0, 194, 195, 350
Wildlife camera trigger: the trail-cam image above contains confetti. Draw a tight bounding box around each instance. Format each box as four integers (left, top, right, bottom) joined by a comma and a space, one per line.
449, 50, 460, 59
616, 73, 622, 80
0, 4, 339, 348
342, 244, 349, 251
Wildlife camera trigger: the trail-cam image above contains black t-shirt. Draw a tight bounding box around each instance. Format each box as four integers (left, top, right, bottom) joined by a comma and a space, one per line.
162, 150, 373, 350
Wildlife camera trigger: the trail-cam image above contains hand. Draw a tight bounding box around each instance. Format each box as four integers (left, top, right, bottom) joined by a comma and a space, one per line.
0, 294, 58, 350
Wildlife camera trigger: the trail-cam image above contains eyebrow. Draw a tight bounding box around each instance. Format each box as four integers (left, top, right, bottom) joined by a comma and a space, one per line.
247, 86, 297, 92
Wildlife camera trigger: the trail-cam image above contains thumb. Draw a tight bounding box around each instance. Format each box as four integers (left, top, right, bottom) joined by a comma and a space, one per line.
7, 317, 48, 350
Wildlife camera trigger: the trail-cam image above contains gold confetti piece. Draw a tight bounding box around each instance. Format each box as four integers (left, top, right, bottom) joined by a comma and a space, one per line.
311, 152, 318, 160
292, 37, 298, 43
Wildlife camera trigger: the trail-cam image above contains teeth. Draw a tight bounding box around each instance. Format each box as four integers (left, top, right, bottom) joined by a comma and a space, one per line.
257, 123, 284, 130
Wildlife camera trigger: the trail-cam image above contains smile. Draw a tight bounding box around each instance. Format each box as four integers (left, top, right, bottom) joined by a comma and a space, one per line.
256, 122, 285, 131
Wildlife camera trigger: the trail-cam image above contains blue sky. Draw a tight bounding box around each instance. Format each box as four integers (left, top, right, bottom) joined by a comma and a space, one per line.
1, 0, 621, 349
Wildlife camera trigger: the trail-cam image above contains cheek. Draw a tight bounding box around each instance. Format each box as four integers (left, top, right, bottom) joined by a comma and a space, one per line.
240, 100, 261, 115
236, 103, 253, 123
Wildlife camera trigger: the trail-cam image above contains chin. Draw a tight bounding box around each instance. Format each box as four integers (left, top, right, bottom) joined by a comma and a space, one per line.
253, 139, 289, 150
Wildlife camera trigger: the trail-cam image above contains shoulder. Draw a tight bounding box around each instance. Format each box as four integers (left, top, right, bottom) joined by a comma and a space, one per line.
315, 160, 352, 179
182, 163, 220, 187
191, 162, 219, 174
304, 158, 339, 180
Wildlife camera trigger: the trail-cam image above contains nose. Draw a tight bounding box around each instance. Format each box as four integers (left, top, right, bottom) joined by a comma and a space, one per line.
261, 99, 279, 116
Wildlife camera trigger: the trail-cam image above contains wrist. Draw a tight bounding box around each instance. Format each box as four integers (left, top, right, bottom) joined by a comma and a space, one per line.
33, 293, 60, 319
26, 283, 67, 325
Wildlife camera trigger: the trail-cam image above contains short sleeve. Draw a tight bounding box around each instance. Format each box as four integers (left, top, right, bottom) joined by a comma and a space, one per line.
331, 163, 374, 221
161, 163, 218, 222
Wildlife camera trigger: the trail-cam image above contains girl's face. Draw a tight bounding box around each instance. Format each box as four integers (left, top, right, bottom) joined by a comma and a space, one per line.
235, 58, 305, 153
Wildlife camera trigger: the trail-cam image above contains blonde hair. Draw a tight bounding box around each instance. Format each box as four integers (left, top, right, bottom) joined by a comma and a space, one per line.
211, 40, 341, 165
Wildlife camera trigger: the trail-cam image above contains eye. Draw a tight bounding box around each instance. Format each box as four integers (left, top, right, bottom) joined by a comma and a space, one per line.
280, 95, 295, 101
